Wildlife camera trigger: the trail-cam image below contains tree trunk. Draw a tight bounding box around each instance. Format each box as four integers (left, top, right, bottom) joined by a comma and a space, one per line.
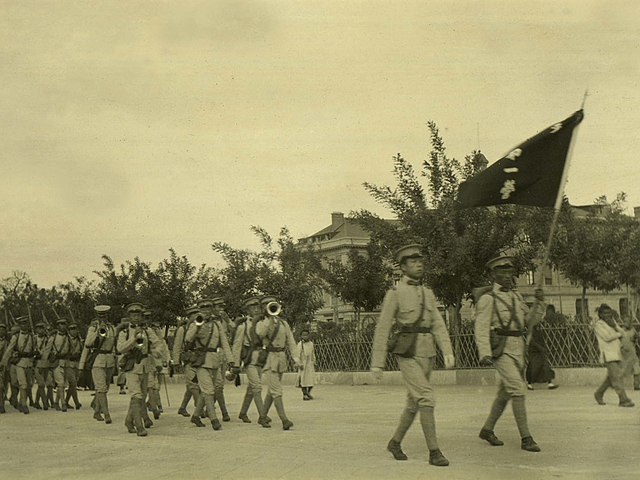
581, 285, 587, 321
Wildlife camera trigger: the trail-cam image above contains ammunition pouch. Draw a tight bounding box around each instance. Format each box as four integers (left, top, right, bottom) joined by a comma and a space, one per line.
256, 348, 268, 367
387, 332, 417, 358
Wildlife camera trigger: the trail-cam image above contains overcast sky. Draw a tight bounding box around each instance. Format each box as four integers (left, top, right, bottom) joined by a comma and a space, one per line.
2, 1, 639, 287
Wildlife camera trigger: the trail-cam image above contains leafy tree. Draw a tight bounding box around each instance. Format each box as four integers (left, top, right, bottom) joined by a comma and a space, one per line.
356, 123, 544, 330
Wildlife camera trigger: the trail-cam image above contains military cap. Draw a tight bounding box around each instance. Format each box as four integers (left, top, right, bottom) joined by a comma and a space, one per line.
17, 315, 30, 324
211, 297, 225, 306
68, 323, 78, 329
0, 323, 6, 329
125, 303, 144, 314
56, 318, 68, 325
197, 298, 215, 308
486, 255, 515, 270
94, 305, 111, 314
143, 309, 152, 317
185, 305, 200, 316
260, 295, 277, 305
35, 322, 46, 329
394, 244, 424, 264
10, 325, 20, 334
243, 296, 261, 309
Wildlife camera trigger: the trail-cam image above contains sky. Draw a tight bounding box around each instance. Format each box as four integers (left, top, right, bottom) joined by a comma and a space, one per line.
2, 1, 639, 287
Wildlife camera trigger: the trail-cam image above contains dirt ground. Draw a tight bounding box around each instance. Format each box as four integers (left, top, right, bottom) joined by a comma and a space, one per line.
1, 381, 638, 480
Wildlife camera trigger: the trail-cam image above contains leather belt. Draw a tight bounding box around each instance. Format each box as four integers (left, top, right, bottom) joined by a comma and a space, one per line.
494, 328, 525, 337
399, 326, 431, 334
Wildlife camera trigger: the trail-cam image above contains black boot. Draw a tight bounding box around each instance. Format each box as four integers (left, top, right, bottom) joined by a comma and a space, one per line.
521, 436, 541, 452
429, 449, 449, 467
479, 428, 504, 446
387, 439, 408, 460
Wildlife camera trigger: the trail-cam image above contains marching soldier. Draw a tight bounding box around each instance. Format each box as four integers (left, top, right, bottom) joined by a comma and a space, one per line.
231, 296, 270, 426
79, 305, 117, 423
256, 295, 299, 431
115, 317, 128, 395
0, 323, 8, 413
172, 306, 200, 417
1, 316, 36, 414
116, 302, 164, 437
7, 325, 21, 410
146, 311, 171, 419
185, 298, 233, 430
211, 296, 231, 422
64, 322, 83, 410
474, 254, 545, 452
33, 322, 52, 410
370, 244, 455, 467
48, 318, 72, 411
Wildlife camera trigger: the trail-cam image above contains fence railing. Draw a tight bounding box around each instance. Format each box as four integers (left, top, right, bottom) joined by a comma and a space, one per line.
295, 323, 639, 372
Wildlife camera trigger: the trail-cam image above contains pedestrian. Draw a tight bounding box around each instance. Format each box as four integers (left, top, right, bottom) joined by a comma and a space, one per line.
370, 244, 455, 467
525, 309, 558, 390
475, 254, 545, 453
296, 328, 316, 400
593, 304, 634, 407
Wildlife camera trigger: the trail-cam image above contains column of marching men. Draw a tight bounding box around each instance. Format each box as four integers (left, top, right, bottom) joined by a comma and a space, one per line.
0, 293, 300, 438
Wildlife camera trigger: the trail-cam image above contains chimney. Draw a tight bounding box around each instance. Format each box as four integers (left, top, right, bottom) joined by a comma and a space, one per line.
331, 212, 345, 227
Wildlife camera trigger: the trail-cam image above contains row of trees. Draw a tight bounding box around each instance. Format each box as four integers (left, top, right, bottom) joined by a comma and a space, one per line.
2, 120, 639, 334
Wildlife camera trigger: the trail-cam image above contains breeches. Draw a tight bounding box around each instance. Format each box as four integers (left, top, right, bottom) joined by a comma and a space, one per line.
54, 366, 77, 388
34, 367, 53, 387
126, 372, 149, 400
15, 366, 30, 389
213, 368, 224, 390
398, 355, 435, 409
245, 365, 263, 396
92, 366, 114, 394
184, 364, 198, 388
495, 353, 526, 397
264, 370, 284, 398
148, 370, 159, 390
196, 367, 218, 395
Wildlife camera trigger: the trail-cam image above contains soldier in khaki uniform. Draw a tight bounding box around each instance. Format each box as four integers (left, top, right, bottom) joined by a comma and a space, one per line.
64, 322, 83, 409
48, 318, 72, 411
79, 305, 117, 423
117, 303, 164, 437
33, 322, 52, 410
231, 296, 270, 426
211, 297, 232, 422
1, 316, 36, 414
475, 255, 545, 452
172, 306, 200, 417
0, 323, 8, 413
256, 295, 300, 431
145, 311, 170, 419
370, 244, 455, 467
185, 298, 233, 430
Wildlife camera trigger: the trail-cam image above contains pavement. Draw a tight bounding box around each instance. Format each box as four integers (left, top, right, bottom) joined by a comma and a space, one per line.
1, 381, 639, 480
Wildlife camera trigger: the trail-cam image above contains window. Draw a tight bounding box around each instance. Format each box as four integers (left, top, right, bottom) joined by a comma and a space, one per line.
525, 271, 535, 285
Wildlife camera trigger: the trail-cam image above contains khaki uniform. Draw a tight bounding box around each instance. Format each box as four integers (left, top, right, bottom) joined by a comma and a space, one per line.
232, 316, 266, 419
0, 335, 7, 412
172, 322, 199, 412
1, 331, 36, 411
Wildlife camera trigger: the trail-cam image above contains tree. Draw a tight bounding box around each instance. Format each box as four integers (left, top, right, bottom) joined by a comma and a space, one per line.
356, 123, 544, 330
321, 242, 392, 328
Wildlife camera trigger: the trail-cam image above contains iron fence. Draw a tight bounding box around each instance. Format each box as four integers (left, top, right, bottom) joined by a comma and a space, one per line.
296, 323, 640, 372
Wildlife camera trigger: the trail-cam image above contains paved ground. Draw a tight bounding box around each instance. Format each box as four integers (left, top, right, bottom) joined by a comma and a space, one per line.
1, 381, 639, 480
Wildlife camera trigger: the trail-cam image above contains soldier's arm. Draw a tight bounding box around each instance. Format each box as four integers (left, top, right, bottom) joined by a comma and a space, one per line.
116, 330, 137, 354
474, 294, 494, 360
0, 337, 17, 366
84, 325, 98, 348
184, 323, 199, 343
219, 323, 233, 363
426, 289, 453, 356
147, 328, 165, 359
172, 327, 184, 362
284, 322, 299, 365
231, 323, 246, 366
255, 318, 271, 339
370, 289, 398, 369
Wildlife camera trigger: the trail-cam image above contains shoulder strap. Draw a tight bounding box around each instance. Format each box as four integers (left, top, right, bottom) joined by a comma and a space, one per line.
264, 320, 281, 347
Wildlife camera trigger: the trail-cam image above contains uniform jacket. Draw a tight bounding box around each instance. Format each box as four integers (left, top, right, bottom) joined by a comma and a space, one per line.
79, 322, 116, 369
1, 331, 35, 368
171, 323, 187, 363
47, 332, 71, 367
296, 340, 316, 387
255, 316, 299, 373
34, 334, 52, 368
150, 326, 171, 366
593, 319, 623, 363
231, 316, 262, 367
185, 319, 232, 369
474, 284, 544, 360
116, 326, 164, 374
371, 276, 453, 369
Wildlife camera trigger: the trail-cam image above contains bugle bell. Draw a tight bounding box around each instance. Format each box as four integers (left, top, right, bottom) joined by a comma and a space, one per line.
193, 313, 206, 327
224, 369, 236, 381
266, 301, 281, 317
135, 333, 145, 346
98, 324, 108, 337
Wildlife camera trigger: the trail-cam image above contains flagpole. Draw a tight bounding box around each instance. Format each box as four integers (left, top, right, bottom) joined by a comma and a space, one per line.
536, 96, 587, 290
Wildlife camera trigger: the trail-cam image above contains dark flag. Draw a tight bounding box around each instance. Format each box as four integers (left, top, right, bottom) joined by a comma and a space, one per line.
457, 110, 584, 208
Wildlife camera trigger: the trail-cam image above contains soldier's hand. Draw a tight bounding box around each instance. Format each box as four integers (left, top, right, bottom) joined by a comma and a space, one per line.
155, 365, 162, 373
444, 354, 455, 369
534, 288, 544, 301
479, 356, 494, 367
371, 367, 383, 381
298, 364, 304, 371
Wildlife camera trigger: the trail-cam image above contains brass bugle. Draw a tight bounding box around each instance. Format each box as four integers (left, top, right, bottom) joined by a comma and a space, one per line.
98, 325, 108, 337
135, 333, 145, 346
266, 301, 281, 317
194, 313, 206, 327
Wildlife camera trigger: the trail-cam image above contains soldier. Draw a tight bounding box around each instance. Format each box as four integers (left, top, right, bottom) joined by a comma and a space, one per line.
64, 322, 83, 410
185, 298, 233, 430
211, 296, 231, 422
33, 322, 52, 410
0, 323, 7, 413
116, 302, 164, 437
256, 295, 299, 431
79, 305, 117, 423
115, 317, 128, 395
231, 296, 270, 426
474, 254, 545, 452
370, 244, 455, 467
172, 306, 200, 417
1, 316, 36, 414
47, 318, 71, 411
146, 311, 170, 419
7, 325, 21, 410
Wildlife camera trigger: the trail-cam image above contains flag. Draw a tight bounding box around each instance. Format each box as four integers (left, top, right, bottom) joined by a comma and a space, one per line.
456, 110, 584, 208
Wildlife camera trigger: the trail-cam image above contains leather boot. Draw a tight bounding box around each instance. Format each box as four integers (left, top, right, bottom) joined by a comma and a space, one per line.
125, 398, 136, 433
93, 392, 104, 421
70, 385, 81, 409
387, 439, 408, 460
101, 392, 112, 423
238, 390, 253, 423
273, 396, 293, 430
479, 428, 504, 446
133, 399, 147, 437
429, 449, 450, 467
521, 436, 541, 452
204, 393, 220, 429
34, 386, 42, 409
215, 388, 230, 422
46, 387, 55, 410
263, 392, 273, 423
20, 388, 29, 414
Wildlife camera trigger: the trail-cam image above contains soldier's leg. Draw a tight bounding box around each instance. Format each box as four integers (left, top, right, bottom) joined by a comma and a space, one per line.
53, 365, 66, 411
268, 371, 293, 430
198, 367, 220, 430
33, 368, 45, 409
45, 369, 55, 410
66, 366, 81, 409
213, 368, 230, 421
0, 368, 6, 413
139, 373, 153, 428
92, 367, 108, 422
127, 372, 147, 436
16, 366, 30, 414
26, 368, 35, 407
608, 361, 633, 406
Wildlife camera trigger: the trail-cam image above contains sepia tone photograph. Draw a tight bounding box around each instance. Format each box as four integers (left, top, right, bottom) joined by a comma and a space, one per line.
1, 1, 639, 479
